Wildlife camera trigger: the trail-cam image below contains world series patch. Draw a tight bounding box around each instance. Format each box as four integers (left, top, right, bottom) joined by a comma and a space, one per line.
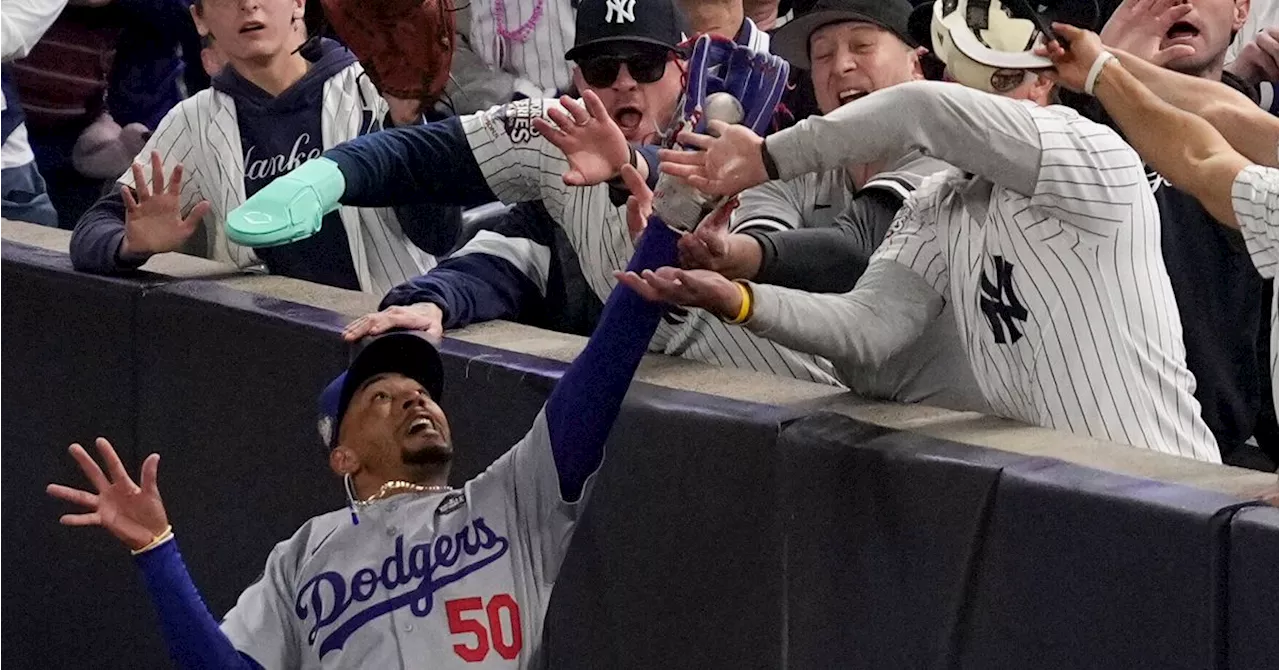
500, 99, 546, 144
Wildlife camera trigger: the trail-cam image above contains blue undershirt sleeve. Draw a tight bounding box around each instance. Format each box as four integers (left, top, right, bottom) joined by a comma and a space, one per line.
542, 220, 679, 500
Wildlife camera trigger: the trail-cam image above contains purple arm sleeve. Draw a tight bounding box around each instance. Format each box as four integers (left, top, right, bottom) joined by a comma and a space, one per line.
134, 540, 263, 670
542, 221, 679, 501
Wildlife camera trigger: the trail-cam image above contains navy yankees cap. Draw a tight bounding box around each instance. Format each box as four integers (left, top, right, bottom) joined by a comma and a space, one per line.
565, 0, 689, 61
318, 331, 445, 450
772, 0, 916, 69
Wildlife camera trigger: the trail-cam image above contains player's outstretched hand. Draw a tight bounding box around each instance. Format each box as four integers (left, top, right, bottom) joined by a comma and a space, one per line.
616, 195, 744, 316
343, 303, 445, 342
120, 151, 210, 258
659, 121, 769, 198
1098, 0, 1195, 66
1226, 26, 1280, 88
533, 91, 632, 187
47, 438, 170, 552
1036, 24, 1107, 92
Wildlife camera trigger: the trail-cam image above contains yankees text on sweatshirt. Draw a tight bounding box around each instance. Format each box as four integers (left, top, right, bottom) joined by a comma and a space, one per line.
70, 39, 458, 291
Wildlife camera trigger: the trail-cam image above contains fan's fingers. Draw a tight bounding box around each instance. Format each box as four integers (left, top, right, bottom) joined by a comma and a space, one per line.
582, 89, 611, 121
658, 148, 704, 166
122, 185, 139, 211
563, 97, 591, 125
167, 164, 185, 196
531, 118, 569, 145
183, 201, 212, 229
131, 163, 151, 199
619, 164, 651, 201
150, 152, 166, 195
544, 107, 577, 133
659, 162, 702, 179
676, 130, 715, 150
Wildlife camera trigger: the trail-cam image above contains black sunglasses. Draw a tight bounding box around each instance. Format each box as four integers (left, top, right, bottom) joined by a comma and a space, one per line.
578, 51, 671, 88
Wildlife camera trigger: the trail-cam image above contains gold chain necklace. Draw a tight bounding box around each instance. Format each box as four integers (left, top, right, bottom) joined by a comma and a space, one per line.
356, 480, 453, 506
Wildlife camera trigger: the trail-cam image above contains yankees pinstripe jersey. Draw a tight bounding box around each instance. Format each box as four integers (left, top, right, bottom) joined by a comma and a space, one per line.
733, 153, 932, 233
760, 81, 1218, 461
112, 49, 435, 296
461, 98, 839, 385
1232, 164, 1278, 417
731, 154, 989, 412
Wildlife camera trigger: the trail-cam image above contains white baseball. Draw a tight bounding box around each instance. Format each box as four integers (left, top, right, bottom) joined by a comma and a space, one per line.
703, 92, 745, 126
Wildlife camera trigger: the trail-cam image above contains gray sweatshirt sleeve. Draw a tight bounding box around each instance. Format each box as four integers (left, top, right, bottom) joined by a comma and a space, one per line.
744, 258, 944, 372
766, 81, 1043, 197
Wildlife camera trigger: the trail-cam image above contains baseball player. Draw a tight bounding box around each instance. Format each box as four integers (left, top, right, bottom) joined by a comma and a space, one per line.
45, 38, 777, 667
67, 0, 454, 296
627, 0, 1221, 461
45, 210, 669, 668
229, 0, 842, 387
1040, 23, 1278, 417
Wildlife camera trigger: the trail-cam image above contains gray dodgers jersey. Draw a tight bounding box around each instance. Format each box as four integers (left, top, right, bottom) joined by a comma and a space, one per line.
221, 412, 583, 669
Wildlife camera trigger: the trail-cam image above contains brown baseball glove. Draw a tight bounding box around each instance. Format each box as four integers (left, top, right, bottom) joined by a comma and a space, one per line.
320, 0, 456, 105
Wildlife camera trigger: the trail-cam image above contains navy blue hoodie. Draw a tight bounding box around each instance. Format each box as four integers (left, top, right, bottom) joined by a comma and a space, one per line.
70, 39, 458, 289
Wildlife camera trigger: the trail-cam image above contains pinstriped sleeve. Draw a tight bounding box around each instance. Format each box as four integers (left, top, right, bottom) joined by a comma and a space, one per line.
459, 98, 571, 205
117, 100, 207, 220
1232, 164, 1279, 280
869, 182, 949, 297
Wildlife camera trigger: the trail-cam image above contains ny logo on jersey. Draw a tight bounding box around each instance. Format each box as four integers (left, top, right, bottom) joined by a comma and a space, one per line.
979, 255, 1028, 345
605, 0, 637, 23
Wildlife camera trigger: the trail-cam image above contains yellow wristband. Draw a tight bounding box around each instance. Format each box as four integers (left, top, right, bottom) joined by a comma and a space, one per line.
726, 281, 753, 325
130, 525, 175, 556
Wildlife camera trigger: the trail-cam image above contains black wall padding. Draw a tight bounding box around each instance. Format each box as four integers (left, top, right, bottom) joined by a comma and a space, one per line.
3, 241, 1276, 670
956, 453, 1250, 669
778, 411, 1028, 669
546, 392, 793, 669
1226, 506, 1278, 670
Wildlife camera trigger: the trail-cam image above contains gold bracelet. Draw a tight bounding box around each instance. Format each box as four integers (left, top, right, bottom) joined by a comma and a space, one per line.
726, 281, 753, 324
130, 525, 175, 556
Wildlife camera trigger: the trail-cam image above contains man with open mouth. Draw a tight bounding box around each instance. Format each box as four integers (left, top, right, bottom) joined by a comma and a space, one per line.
249, 0, 842, 388
47, 162, 681, 666
662, 0, 990, 413
1099, 0, 1274, 466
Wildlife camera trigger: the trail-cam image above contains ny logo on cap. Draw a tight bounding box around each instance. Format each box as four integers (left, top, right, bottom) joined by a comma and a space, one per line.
605, 0, 637, 23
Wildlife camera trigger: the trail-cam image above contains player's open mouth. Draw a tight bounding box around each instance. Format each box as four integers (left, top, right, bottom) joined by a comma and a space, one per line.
239, 22, 266, 34
613, 106, 643, 133
407, 416, 438, 437
837, 89, 869, 106
1165, 21, 1199, 41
